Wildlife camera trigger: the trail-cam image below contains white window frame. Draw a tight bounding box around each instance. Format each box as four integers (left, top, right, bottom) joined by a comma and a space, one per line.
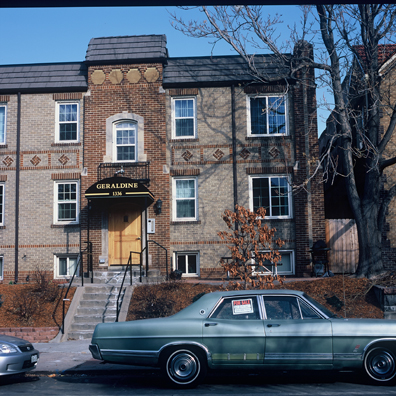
247, 94, 288, 136
113, 120, 138, 163
249, 175, 292, 219
174, 251, 200, 277
172, 177, 198, 221
0, 183, 4, 226
55, 101, 80, 143
252, 250, 295, 276
53, 180, 79, 225
0, 256, 3, 280
54, 254, 79, 279
172, 97, 197, 139
0, 103, 6, 144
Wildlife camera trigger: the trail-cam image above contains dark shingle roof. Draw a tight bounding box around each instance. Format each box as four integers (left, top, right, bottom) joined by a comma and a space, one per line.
85, 35, 168, 64
163, 54, 292, 87
0, 63, 87, 94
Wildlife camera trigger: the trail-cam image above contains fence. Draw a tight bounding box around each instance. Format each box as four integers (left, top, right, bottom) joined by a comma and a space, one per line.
325, 219, 359, 274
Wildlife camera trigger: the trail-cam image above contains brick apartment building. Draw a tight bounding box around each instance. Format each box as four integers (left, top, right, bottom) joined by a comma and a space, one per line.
0, 35, 325, 283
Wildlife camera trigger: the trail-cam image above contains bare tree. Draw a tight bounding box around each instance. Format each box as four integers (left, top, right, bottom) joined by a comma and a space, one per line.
170, 5, 396, 278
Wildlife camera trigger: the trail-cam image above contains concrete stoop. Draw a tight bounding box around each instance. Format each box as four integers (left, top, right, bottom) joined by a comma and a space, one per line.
60, 270, 165, 342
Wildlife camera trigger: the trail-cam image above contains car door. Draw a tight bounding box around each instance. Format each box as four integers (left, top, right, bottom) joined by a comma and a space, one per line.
262, 295, 333, 367
203, 295, 265, 366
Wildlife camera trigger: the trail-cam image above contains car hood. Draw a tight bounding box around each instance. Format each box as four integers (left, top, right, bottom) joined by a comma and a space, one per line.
0, 334, 33, 346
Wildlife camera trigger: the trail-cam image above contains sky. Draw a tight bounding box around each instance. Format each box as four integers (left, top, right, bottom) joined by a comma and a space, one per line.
0, 6, 329, 132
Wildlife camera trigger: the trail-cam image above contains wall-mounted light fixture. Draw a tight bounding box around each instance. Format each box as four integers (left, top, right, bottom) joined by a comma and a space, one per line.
154, 199, 163, 215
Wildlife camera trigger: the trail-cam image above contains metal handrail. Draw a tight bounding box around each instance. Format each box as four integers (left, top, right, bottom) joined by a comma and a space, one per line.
60, 253, 82, 334
115, 251, 142, 322
147, 240, 169, 280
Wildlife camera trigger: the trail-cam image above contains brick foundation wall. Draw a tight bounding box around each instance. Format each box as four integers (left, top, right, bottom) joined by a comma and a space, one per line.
0, 327, 58, 343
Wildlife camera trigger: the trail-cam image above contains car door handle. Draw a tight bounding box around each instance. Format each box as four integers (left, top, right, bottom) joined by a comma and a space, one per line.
267, 324, 281, 328
204, 322, 218, 327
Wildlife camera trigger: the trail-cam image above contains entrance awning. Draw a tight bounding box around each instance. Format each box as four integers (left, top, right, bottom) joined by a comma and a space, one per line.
85, 176, 155, 207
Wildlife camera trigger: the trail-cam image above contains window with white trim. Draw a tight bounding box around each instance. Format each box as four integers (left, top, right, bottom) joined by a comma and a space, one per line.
56, 102, 79, 142
173, 177, 198, 221
253, 250, 295, 276
0, 256, 3, 280
0, 183, 4, 226
248, 95, 287, 136
54, 255, 79, 278
175, 252, 200, 277
0, 104, 6, 144
54, 181, 79, 224
114, 121, 137, 162
172, 97, 197, 139
249, 175, 292, 218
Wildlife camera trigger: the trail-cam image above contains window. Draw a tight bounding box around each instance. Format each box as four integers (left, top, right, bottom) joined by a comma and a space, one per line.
253, 250, 295, 275
248, 95, 287, 136
211, 296, 260, 320
56, 102, 79, 142
249, 175, 292, 218
54, 255, 79, 278
0, 256, 3, 280
176, 252, 199, 277
114, 121, 137, 162
0, 104, 6, 144
173, 177, 198, 221
54, 181, 79, 224
263, 296, 322, 320
172, 97, 196, 138
0, 183, 4, 226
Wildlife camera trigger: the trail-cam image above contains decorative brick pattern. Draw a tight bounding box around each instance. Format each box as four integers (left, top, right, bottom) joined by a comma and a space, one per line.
2, 156, 13, 167
181, 150, 193, 161
213, 149, 225, 160
239, 148, 251, 159
58, 154, 70, 166
30, 155, 41, 166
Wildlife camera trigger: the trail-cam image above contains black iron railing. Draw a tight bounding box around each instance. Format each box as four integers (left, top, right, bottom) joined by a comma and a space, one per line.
98, 162, 150, 185
115, 251, 142, 322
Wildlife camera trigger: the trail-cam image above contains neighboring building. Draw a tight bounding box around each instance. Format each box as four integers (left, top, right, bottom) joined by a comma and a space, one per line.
0, 35, 325, 283
320, 44, 396, 272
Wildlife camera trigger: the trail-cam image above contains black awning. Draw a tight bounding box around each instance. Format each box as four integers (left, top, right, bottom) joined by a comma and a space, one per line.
85, 176, 155, 206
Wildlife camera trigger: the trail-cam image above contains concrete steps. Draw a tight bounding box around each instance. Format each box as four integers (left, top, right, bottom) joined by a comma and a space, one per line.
67, 284, 126, 340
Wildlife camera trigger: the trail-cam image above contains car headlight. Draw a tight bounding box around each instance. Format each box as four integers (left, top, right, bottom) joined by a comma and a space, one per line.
0, 343, 18, 354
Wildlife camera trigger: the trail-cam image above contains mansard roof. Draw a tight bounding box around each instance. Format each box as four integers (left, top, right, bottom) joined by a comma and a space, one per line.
0, 62, 87, 94
85, 35, 168, 64
163, 54, 292, 87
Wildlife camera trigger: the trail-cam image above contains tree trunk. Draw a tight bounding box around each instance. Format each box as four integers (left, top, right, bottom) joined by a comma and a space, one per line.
354, 205, 385, 278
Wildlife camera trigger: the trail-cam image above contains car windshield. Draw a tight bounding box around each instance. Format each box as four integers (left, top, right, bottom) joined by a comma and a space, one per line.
303, 293, 339, 318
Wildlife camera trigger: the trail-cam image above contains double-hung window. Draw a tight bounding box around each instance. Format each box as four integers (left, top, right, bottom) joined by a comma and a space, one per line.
173, 177, 198, 221
175, 252, 200, 277
172, 97, 196, 138
56, 102, 79, 142
0, 183, 4, 226
55, 255, 79, 278
249, 175, 292, 218
114, 121, 137, 162
54, 181, 79, 224
0, 104, 6, 144
248, 95, 287, 136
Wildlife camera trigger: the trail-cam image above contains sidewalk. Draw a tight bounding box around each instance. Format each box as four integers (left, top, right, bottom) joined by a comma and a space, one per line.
32, 339, 151, 375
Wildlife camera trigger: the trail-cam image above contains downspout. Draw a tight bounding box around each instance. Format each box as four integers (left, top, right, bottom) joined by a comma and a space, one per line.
15, 92, 21, 283
231, 85, 238, 221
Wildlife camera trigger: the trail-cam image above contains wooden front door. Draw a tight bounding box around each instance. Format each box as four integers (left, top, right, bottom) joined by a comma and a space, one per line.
108, 204, 141, 265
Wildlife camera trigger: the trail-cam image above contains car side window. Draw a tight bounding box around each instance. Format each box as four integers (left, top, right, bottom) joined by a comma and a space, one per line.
264, 296, 301, 320
211, 297, 260, 320
299, 300, 322, 319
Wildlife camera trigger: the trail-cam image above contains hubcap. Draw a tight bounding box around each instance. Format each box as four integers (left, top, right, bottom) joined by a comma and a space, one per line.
367, 349, 396, 380
168, 351, 199, 384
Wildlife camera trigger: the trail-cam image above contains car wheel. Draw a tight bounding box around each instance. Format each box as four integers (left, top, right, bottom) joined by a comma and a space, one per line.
161, 347, 207, 388
364, 347, 396, 383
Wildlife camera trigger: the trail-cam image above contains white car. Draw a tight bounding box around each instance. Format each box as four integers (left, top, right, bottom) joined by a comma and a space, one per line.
0, 334, 39, 376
